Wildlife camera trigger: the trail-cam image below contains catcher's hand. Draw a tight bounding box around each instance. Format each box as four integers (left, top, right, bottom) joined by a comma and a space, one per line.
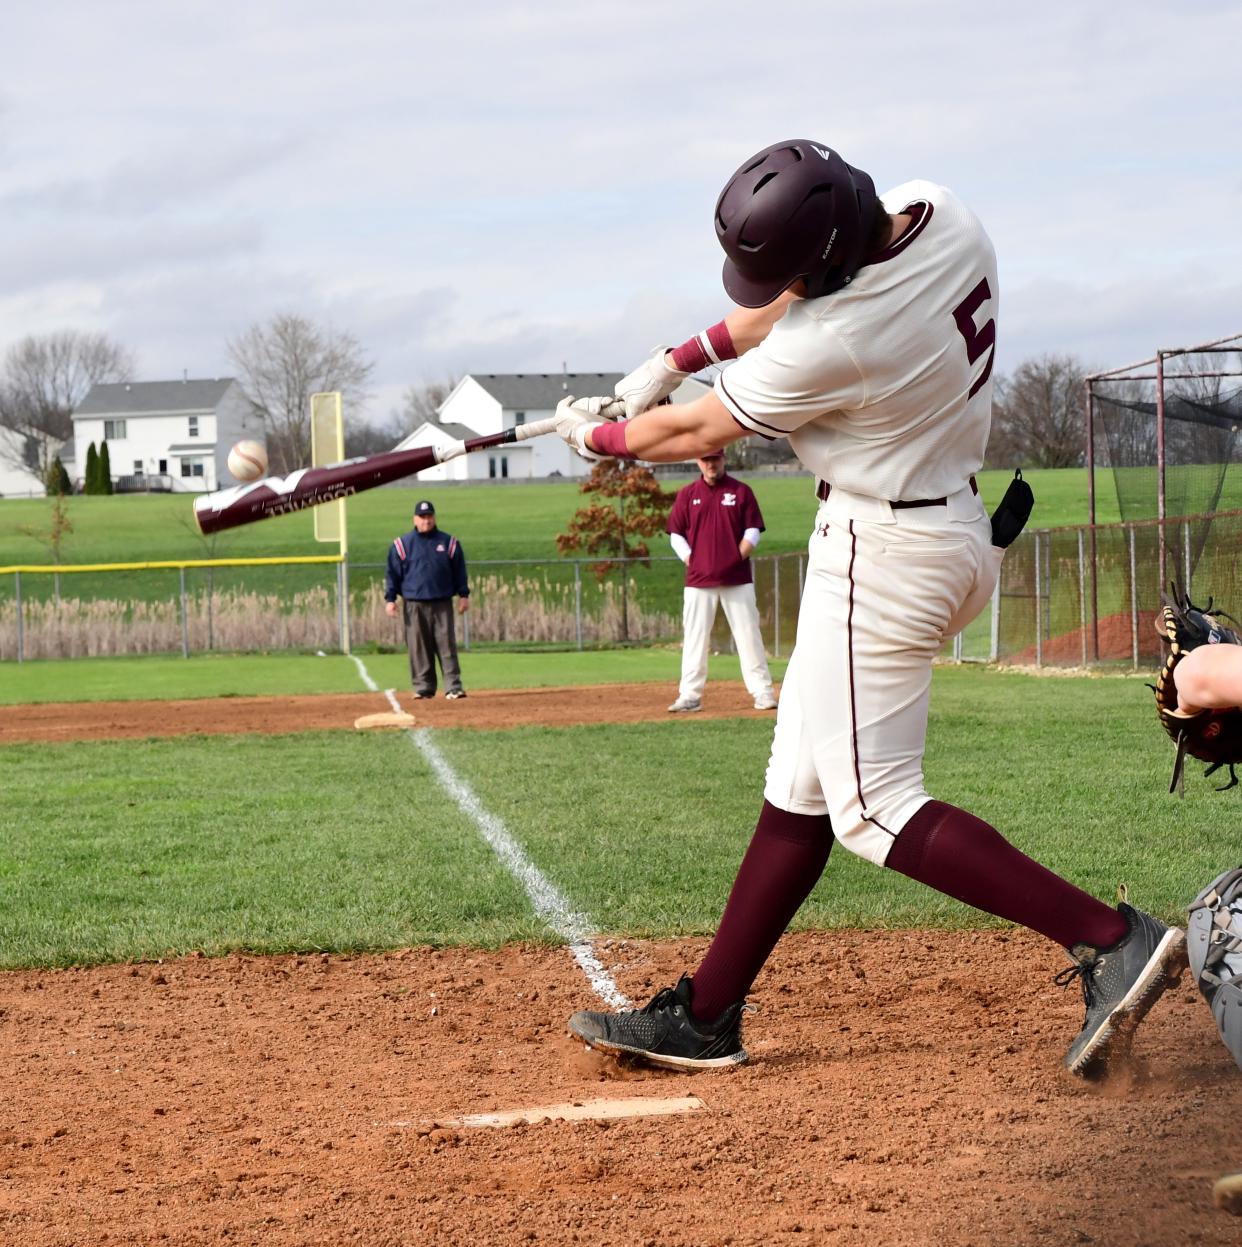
1153, 587, 1242, 791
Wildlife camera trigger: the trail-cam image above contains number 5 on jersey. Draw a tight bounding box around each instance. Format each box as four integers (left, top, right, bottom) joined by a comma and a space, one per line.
953, 278, 996, 399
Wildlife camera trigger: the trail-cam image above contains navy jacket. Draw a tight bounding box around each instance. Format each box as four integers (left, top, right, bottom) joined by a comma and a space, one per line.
384, 527, 469, 602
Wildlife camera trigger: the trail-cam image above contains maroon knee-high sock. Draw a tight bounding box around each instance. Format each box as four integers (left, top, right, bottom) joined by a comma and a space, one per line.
689, 801, 834, 1022
886, 801, 1128, 951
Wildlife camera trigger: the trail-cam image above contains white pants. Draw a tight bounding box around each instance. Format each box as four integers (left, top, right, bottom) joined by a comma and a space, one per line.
679, 582, 775, 703
763, 483, 1003, 866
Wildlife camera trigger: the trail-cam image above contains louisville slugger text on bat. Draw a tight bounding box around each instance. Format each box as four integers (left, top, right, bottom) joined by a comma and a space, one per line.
193, 416, 561, 535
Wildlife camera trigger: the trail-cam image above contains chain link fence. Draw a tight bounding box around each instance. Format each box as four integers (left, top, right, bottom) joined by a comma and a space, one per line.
4, 510, 1239, 666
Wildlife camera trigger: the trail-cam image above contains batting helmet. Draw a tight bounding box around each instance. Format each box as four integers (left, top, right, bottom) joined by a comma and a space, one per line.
715, 139, 880, 307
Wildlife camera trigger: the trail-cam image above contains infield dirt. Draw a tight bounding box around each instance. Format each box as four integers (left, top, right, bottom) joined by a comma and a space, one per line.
2, 685, 1240, 1245
0, 681, 772, 743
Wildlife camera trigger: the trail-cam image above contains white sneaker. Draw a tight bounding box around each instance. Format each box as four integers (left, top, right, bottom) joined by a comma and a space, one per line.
753, 694, 778, 711
667, 698, 702, 713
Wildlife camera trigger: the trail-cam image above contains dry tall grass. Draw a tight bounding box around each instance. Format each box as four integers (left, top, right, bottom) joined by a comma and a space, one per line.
0, 575, 680, 659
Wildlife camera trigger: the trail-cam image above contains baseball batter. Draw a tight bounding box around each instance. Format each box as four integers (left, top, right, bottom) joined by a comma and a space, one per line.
556, 139, 1188, 1076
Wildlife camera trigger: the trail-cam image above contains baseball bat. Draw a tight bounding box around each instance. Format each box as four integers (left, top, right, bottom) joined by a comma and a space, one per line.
194, 415, 560, 535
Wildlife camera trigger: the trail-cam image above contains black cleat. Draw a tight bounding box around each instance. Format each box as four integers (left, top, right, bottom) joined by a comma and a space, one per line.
568, 975, 748, 1071
1057, 903, 1187, 1077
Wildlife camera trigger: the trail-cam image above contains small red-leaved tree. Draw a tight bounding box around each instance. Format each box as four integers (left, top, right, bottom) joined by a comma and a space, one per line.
556, 459, 673, 642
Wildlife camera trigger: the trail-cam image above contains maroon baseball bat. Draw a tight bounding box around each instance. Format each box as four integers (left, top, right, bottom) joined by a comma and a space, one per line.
194, 415, 561, 535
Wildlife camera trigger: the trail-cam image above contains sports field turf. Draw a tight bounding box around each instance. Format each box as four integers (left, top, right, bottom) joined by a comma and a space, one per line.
0, 466, 1115, 571
0, 658, 1217, 969
0, 649, 790, 704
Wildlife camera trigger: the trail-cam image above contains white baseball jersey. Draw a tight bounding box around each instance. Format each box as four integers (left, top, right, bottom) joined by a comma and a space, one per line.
726, 180, 1004, 866
715, 180, 998, 502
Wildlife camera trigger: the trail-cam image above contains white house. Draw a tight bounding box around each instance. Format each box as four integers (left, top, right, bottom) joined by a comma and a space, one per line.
0, 427, 46, 498
393, 372, 712, 482
72, 378, 261, 493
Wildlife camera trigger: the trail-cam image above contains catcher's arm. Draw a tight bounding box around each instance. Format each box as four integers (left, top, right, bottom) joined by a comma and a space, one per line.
1153, 590, 1242, 793
1173, 645, 1242, 716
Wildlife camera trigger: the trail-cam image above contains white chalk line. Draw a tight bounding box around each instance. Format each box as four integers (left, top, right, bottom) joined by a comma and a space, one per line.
349, 654, 629, 1008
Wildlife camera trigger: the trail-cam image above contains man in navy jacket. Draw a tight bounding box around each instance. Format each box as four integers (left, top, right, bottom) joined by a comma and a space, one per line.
384, 500, 470, 699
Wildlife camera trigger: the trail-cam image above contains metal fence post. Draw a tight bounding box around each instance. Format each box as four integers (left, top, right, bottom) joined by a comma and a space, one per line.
797, 554, 805, 595
1077, 529, 1087, 669
1183, 521, 1192, 596
15, 571, 23, 664
1033, 532, 1043, 668
773, 556, 781, 658
574, 561, 583, 651
341, 556, 352, 656
1128, 525, 1139, 670
179, 566, 189, 659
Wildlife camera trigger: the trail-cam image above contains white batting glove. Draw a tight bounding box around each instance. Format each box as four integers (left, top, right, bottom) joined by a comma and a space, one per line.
614, 347, 686, 418
554, 395, 611, 461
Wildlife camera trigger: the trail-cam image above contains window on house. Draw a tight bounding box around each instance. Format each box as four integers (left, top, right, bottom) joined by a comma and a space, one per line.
514, 411, 526, 425
501, 456, 509, 478
179, 459, 205, 479
488, 457, 497, 479
158, 459, 168, 474
188, 416, 199, 437
133, 460, 144, 474
104, 419, 126, 440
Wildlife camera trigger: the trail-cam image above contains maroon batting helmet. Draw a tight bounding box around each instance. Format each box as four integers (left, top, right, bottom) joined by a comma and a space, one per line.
715, 139, 880, 307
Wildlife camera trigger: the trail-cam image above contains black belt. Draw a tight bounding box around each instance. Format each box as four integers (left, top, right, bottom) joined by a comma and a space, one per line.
815, 476, 978, 507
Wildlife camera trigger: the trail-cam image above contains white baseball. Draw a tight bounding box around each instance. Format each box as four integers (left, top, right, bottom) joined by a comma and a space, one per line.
227, 439, 268, 482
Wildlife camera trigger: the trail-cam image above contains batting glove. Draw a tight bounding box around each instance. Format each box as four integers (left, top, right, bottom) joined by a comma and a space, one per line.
614, 347, 686, 418
555, 395, 616, 462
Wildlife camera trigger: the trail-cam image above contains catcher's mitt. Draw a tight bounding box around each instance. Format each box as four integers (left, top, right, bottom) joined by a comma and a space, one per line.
1152, 587, 1242, 793
1188, 865, 1242, 1073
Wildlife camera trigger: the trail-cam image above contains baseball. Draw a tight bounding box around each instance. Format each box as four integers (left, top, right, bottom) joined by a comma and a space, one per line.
227, 439, 268, 482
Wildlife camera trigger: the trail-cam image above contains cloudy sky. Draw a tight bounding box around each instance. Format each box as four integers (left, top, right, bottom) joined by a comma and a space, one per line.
3, 0, 1238, 421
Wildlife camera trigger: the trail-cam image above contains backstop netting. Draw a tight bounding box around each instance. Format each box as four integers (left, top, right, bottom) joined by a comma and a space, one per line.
1093, 375, 1242, 576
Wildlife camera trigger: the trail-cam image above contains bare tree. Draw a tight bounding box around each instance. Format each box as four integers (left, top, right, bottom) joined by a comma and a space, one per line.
987, 353, 1088, 469
0, 331, 135, 480
395, 377, 459, 435
344, 411, 408, 458
226, 314, 374, 474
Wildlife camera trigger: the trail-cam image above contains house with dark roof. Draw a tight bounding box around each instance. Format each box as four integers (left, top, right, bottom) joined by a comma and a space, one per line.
72, 378, 262, 493
393, 372, 710, 482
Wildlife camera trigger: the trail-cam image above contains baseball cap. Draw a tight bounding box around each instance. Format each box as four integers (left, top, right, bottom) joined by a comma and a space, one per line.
414, 500, 435, 517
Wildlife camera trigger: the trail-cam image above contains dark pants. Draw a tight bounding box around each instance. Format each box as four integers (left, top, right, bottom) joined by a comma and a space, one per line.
402, 597, 463, 696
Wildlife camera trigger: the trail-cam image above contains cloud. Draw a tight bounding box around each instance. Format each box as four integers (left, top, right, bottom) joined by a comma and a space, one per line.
0, 0, 1238, 396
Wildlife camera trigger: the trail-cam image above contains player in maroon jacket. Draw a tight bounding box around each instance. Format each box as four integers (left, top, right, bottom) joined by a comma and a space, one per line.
666, 451, 777, 713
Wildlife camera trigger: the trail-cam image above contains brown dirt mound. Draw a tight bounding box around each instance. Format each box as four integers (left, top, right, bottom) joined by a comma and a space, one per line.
1013, 610, 1163, 666
1, 931, 1238, 1246
0, 681, 775, 745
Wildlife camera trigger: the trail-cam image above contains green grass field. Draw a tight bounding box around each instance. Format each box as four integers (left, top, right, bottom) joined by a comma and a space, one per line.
0, 649, 790, 705
0, 465, 1127, 622
0, 467, 1110, 569
0, 655, 1221, 969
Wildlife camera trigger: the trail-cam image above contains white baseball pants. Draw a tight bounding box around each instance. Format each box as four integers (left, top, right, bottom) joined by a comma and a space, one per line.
679, 582, 775, 704
763, 483, 1002, 866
